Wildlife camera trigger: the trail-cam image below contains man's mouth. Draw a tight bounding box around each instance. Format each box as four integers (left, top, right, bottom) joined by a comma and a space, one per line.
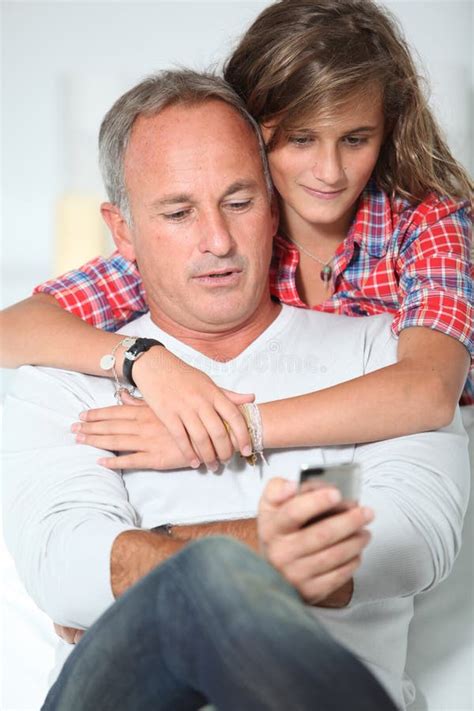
197, 268, 241, 279
193, 267, 243, 286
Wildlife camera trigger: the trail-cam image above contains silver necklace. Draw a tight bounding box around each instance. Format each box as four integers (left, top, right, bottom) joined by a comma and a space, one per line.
282, 232, 335, 285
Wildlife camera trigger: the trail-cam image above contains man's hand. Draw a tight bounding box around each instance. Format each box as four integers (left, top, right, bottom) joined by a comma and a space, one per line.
73, 394, 192, 470
258, 478, 373, 607
75, 363, 254, 471
53, 623, 85, 645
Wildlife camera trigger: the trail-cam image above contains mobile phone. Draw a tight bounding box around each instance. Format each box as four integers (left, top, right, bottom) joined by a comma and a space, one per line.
299, 463, 360, 524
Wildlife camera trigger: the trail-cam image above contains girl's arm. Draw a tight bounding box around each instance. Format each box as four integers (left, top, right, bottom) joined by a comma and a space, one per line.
0, 293, 254, 466
1, 293, 127, 372
264, 197, 473, 445
76, 324, 469, 470
261, 327, 470, 447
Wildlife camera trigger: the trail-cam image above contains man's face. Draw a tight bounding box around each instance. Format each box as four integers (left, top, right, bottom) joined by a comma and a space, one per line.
117, 100, 276, 334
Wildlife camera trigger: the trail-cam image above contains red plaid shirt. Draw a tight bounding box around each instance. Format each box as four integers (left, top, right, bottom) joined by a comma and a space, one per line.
35, 183, 473, 404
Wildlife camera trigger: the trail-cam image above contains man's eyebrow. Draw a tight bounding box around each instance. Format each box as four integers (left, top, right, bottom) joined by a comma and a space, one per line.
147, 181, 259, 211
148, 194, 193, 210
221, 180, 260, 199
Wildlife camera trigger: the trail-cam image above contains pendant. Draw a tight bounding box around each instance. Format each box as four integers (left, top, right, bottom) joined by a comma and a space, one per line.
320, 265, 332, 283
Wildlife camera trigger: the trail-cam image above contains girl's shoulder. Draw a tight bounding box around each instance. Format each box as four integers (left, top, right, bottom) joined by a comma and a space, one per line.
390, 191, 471, 233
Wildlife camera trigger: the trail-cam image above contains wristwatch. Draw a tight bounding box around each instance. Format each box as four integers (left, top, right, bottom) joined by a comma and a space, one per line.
122, 337, 164, 388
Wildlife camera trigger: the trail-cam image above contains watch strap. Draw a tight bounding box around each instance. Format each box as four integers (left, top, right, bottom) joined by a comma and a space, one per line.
122, 337, 164, 388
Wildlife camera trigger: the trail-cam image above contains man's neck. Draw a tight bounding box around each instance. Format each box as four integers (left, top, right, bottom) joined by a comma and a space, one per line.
148, 298, 282, 362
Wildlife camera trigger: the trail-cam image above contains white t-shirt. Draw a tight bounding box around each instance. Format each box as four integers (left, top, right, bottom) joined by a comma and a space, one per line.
2, 306, 470, 708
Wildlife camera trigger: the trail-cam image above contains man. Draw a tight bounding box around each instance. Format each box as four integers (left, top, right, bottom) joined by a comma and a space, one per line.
2, 71, 469, 711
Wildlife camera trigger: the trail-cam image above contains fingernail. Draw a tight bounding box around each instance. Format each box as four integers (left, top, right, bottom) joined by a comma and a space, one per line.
362, 507, 374, 522
79, 412, 87, 421
242, 445, 252, 457
71, 423, 80, 433
191, 459, 200, 469
327, 488, 342, 504
75, 434, 85, 443
282, 480, 297, 496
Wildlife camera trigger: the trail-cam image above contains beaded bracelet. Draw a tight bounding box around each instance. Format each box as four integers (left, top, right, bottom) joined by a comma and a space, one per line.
240, 402, 267, 466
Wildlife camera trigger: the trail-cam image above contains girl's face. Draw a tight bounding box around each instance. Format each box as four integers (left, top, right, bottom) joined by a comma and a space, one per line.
263, 90, 385, 238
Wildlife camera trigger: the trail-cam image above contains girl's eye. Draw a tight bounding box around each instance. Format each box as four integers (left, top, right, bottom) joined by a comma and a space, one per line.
288, 135, 314, 147
343, 136, 368, 147
163, 209, 191, 221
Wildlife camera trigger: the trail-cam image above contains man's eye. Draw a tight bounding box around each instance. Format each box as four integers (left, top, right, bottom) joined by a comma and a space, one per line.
163, 209, 191, 221
343, 136, 368, 147
226, 199, 253, 211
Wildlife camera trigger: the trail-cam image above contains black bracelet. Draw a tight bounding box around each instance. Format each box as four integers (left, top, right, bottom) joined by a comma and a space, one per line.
122, 337, 164, 388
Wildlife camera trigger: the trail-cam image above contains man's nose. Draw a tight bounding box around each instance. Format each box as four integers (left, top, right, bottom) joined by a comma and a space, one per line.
198, 211, 234, 256
311, 145, 345, 186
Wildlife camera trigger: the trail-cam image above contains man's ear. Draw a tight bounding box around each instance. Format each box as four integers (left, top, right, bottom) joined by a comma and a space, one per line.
101, 202, 136, 262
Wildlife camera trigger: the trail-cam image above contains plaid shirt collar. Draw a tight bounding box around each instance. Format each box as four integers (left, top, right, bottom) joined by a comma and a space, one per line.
347, 180, 396, 258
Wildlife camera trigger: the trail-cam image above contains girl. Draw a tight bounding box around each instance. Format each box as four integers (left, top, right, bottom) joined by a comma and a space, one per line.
1, 0, 472, 470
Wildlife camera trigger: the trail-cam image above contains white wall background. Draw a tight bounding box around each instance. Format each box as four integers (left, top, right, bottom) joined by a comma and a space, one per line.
1, 0, 472, 309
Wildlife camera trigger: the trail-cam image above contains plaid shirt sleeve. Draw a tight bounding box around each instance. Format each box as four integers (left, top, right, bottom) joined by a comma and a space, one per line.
392, 198, 473, 358
33, 251, 147, 331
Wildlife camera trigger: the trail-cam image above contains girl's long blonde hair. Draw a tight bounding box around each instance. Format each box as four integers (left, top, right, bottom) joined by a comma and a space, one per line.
224, 0, 472, 204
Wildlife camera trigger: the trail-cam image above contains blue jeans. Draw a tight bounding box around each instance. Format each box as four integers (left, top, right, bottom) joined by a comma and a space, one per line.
42, 537, 397, 710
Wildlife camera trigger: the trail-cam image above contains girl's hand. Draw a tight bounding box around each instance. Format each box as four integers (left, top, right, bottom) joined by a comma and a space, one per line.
74, 394, 194, 470
127, 348, 254, 469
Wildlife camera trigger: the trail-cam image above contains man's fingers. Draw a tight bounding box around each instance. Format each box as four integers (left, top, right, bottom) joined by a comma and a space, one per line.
73, 420, 140, 436
98, 453, 156, 469
260, 477, 298, 510
80, 405, 139, 422
53, 623, 85, 645
299, 556, 361, 606
119, 391, 147, 406
98, 455, 130, 469
271, 487, 343, 533
76, 434, 142, 451
300, 505, 374, 551
284, 530, 371, 584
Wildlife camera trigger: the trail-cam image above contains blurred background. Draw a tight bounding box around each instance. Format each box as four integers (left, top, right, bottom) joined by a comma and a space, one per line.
1, 0, 472, 349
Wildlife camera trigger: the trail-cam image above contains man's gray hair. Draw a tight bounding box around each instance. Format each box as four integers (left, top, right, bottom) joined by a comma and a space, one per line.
98, 69, 273, 224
